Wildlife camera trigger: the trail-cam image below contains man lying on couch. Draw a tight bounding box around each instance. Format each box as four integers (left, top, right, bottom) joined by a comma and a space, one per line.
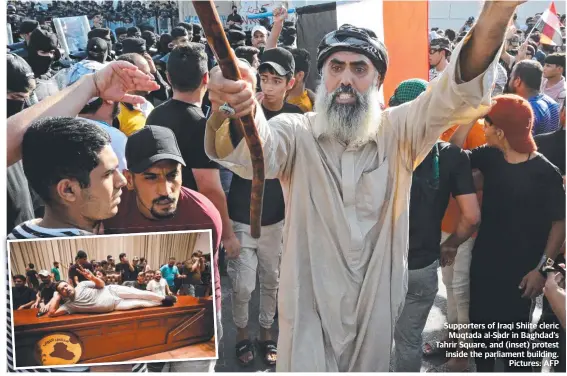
48, 265, 176, 317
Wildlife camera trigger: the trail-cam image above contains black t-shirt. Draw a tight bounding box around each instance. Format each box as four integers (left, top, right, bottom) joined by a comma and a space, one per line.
12, 286, 36, 310
39, 281, 56, 304
26, 270, 39, 288
227, 13, 243, 24
68, 263, 94, 286
146, 99, 221, 191
467, 146, 565, 286
228, 103, 304, 226
115, 262, 138, 282
535, 128, 565, 176
408, 142, 476, 270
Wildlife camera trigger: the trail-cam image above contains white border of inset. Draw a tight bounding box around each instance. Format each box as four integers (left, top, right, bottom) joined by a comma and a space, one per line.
8, 229, 219, 370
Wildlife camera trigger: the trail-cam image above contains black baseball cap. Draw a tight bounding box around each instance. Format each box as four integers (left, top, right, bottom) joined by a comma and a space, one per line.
87, 37, 108, 57
126, 126, 186, 173
259, 47, 295, 76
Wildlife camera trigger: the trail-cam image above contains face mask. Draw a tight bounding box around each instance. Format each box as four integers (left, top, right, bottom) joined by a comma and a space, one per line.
27, 54, 53, 76
7, 99, 25, 118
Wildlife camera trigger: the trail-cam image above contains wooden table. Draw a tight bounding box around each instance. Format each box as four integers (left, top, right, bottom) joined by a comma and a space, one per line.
13, 296, 215, 368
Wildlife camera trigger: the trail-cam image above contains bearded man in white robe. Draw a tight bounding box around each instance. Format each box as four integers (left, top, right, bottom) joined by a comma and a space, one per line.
204, 1, 527, 371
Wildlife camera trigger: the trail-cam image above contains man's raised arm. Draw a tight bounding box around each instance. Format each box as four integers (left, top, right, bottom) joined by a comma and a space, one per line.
7, 61, 159, 167
393, 1, 524, 171
204, 60, 299, 180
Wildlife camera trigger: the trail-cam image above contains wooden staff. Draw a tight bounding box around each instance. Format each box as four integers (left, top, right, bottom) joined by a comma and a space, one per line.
192, 0, 264, 239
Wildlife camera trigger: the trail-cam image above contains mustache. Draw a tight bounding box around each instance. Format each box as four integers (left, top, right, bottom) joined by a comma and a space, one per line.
331, 85, 360, 103
153, 196, 175, 205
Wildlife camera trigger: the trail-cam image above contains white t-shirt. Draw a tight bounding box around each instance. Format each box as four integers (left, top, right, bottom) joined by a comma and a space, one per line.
146, 278, 168, 298
61, 281, 118, 314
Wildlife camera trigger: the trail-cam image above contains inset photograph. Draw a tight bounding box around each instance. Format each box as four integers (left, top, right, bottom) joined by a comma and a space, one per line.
8, 230, 217, 370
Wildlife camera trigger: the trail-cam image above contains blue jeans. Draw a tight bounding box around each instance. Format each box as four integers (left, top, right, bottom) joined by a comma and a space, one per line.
394, 260, 439, 372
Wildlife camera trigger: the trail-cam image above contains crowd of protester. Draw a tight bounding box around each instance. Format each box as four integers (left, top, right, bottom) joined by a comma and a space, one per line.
12, 249, 212, 317
5, 0, 566, 373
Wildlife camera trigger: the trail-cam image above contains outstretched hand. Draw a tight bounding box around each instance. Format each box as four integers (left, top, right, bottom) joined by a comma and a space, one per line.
92, 61, 160, 105
76, 264, 92, 279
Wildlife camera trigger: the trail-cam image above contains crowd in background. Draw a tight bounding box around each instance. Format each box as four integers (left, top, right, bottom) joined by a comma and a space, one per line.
5, 0, 566, 373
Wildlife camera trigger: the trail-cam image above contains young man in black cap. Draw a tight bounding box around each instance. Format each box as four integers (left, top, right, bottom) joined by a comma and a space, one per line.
224, 47, 301, 366
205, 1, 531, 371
103, 125, 223, 372
429, 37, 452, 81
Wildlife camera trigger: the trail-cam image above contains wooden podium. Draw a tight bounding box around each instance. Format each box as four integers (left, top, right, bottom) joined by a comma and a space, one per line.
13, 296, 215, 368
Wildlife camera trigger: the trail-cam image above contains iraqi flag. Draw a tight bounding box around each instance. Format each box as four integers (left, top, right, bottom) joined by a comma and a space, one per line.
534, 2, 563, 46
296, 0, 429, 103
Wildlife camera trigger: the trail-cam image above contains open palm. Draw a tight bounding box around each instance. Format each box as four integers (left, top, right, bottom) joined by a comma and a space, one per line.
93, 61, 160, 104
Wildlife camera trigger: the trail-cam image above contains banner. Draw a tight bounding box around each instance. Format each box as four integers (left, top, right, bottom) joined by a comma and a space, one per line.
179, 1, 295, 31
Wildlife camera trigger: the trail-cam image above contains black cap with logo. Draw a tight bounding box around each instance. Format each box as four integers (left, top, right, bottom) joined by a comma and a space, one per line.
126, 126, 186, 173
259, 47, 295, 76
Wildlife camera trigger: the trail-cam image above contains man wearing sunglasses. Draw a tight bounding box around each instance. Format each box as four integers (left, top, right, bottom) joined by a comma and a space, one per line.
429, 37, 452, 81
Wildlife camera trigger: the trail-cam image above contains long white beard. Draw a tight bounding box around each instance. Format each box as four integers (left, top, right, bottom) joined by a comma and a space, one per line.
313, 80, 382, 145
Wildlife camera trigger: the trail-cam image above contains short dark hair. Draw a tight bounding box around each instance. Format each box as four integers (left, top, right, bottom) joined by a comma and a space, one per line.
55, 281, 66, 291
117, 53, 146, 68
513, 60, 543, 91
22, 117, 111, 203
167, 43, 207, 92
235, 46, 259, 66
54, 261, 59, 265
444, 29, 456, 42
258, 65, 293, 83
28, 263, 34, 269
545, 53, 565, 72
119, 253, 126, 260
529, 33, 541, 44
13, 275, 26, 282
101, 260, 108, 266
7, 53, 35, 94
171, 26, 188, 40
76, 250, 88, 260
289, 48, 311, 77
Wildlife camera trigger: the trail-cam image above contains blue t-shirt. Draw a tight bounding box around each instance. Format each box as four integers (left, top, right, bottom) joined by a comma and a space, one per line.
160, 264, 179, 287
529, 94, 560, 136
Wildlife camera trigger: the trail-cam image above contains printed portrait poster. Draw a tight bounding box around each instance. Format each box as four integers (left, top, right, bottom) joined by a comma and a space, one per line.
53, 16, 91, 58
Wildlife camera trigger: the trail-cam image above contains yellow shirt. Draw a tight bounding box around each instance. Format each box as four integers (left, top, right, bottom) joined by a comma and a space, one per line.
117, 102, 154, 137
287, 90, 313, 113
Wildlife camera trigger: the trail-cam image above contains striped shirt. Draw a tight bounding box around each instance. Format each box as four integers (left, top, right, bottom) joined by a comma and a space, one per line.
7, 220, 147, 373
529, 93, 561, 136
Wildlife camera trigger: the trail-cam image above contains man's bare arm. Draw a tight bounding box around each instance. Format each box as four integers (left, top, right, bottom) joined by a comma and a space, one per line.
459, 1, 525, 82
542, 220, 566, 262
449, 120, 477, 148
443, 193, 481, 248
266, 6, 287, 50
